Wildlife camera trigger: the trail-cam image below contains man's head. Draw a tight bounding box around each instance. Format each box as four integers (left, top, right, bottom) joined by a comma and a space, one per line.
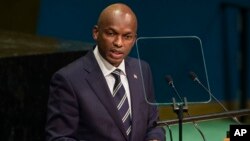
92, 3, 138, 67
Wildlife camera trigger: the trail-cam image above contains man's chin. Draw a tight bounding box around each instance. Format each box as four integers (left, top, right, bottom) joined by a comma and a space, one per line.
109, 58, 123, 67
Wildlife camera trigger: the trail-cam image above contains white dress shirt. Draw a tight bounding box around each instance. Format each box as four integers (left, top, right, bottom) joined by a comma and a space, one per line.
93, 46, 132, 116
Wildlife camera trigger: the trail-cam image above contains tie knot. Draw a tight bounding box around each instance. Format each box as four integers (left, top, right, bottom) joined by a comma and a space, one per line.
111, 69, 122, 87
111, 69, 121, 77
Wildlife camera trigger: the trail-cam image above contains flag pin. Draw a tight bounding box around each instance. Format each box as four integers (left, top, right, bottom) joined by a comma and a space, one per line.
133, 74, 137, 79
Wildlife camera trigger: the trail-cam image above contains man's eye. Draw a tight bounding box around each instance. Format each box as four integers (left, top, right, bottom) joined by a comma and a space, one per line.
124, 35, 133, 40
107, 32, 115, 36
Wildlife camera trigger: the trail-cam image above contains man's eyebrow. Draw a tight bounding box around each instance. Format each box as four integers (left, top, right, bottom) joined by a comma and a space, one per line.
103, 27, 135, 35
103, 27, 116, 32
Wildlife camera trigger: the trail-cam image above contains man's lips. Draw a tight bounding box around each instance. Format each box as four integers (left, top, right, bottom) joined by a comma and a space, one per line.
110, 50, 124, 59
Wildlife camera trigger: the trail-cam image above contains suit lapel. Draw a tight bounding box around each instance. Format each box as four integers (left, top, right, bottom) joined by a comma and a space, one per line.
125, 58, 144, 140
83, 51, 129, 140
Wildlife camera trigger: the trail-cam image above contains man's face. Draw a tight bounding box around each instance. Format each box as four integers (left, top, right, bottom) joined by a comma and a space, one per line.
93, 11, 137, 67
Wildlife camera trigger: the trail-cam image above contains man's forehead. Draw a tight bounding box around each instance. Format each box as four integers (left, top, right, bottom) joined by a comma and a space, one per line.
103, 26, 136, 34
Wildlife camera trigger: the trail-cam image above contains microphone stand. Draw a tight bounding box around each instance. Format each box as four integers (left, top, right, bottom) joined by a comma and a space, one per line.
172, 97, 188, 141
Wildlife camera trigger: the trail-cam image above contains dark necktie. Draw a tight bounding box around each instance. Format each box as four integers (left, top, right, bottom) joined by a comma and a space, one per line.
111, 69, 132, 137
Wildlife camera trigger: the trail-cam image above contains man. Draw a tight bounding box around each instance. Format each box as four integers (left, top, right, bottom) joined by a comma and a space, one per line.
45, 3, 165, 141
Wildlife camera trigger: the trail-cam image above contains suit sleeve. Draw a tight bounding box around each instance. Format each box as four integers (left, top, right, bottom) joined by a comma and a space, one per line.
143, 63, 166, 141
45, 72, 79, 141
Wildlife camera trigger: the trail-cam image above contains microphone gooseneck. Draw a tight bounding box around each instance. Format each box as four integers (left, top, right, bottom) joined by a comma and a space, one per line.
189, 71, 241, 124
165, 75, 182, 102
165, 75, 207, 141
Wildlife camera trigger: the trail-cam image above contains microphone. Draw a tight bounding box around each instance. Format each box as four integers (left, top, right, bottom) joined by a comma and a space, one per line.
165, 75, 207, 141
188, 71, 241, 124
165, 75, 183, 102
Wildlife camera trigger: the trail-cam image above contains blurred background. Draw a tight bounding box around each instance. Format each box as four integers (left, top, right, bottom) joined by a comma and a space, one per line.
0, 0, 250, 141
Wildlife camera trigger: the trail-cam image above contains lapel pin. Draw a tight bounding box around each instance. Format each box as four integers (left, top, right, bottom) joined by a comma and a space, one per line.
133, 74, 137, 79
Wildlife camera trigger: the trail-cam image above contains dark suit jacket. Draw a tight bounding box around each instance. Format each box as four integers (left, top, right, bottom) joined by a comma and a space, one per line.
45, 50, 165, 141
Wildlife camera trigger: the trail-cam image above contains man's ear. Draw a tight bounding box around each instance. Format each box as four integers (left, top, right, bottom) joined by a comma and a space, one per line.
92, 25, 99, 40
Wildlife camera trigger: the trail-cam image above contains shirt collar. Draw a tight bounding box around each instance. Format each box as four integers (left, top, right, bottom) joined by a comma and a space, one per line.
94, 46, 126, 77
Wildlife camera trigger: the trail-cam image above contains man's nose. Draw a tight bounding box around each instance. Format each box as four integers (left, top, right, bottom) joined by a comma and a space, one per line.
113, 36, 123, 47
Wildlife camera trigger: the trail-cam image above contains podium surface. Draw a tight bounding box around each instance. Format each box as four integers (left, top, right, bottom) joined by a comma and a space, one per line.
165, 118, 235, 141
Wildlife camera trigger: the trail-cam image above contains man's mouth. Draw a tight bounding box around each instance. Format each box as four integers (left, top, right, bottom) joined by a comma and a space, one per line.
110, 50, 124, 59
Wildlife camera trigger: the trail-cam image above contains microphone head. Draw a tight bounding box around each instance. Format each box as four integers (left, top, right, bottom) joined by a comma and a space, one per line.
165, 75, 173, 86
189, 71, 198, 81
